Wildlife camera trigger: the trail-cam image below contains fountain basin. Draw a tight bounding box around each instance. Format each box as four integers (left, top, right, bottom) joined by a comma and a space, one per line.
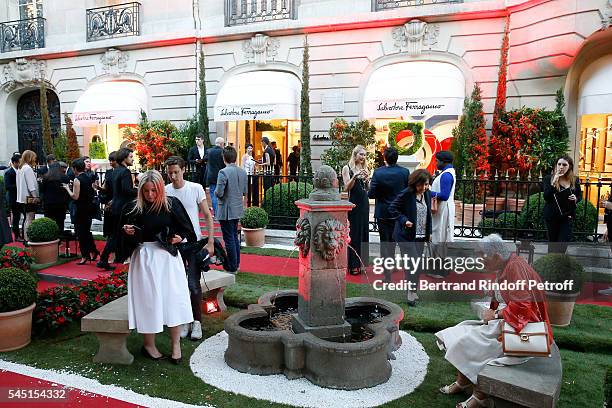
224, 290, 404, 390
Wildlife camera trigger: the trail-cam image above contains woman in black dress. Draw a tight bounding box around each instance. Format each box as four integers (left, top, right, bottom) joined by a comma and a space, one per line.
0, 178, 12, 246
40, 162, 70, 234
64, 158, 98, 264
342, 145, 370, 275
542, 155, 581, 253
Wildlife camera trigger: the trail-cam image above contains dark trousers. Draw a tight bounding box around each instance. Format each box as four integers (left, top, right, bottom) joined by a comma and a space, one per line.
99, 211, 116, 264
10, 202, 21, 237
220, 219, 240, 272
44, 204, 67, 234
546, 218, 572, 253
377, 218, 396, 282
185, 251, 203, 321
398, 238, 426, 288
75, 211, 96, 258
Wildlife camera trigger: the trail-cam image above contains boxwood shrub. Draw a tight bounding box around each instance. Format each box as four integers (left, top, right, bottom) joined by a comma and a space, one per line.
478, 212, 519, 239
0, 267, 37, 312
27, 217, 59, 243
533, 253, 584, 294
240, 207, 269, 229
262, 182, 313, 219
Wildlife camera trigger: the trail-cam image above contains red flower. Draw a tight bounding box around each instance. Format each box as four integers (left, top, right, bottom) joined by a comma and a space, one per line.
54, 306, 62, 312
57, 317, 66, 324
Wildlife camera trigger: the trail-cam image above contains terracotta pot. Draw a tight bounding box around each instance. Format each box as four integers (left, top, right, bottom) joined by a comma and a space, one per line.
459, 203, 484, 226
505, 198, 525, 213
243, 228, 266, 247
28, 239, 59, 264
454, 201, 463, 223
485, 196, 506, 211
0, 303, 35, 352
546, 291, 579, 327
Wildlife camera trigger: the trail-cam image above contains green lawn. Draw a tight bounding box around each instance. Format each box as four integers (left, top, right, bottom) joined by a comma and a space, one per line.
1, 271, 611, 407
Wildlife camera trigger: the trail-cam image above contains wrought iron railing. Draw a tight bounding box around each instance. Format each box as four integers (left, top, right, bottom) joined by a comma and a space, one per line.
0, 17, 45, 53
372, 0, 463, 11
86, 2, 140, 42
225, 0, 297, 26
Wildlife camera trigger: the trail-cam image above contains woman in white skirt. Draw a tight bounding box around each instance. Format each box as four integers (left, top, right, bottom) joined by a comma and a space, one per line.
435, 234, 553, 408
118, 170, 196, 364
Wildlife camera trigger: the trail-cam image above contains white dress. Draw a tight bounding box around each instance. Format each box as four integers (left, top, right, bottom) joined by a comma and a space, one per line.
431, 167, 456, 243
127, 242, 193, 333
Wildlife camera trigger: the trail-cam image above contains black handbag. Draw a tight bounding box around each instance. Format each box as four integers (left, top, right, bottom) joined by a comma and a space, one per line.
155, 226, 178, 256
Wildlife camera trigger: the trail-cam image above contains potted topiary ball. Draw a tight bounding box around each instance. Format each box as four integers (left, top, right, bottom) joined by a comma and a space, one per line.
27, 217, 60, 264
240, 207, 269, 247
0, 267, 38, 351
533, 253, 585, 327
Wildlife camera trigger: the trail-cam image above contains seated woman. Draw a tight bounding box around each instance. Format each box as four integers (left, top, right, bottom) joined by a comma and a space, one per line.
117, 170, 196, 364
436, 234, 553, 408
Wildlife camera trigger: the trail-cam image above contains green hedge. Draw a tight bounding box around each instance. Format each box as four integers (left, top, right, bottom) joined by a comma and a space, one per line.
0, 267, 37, 313
262, 182, 313, 218
240, 207, 269, 229
88, 141, 107, 160
533, 253, 585, 294
27, 217, 59, 243
387, 121, 424, 156
478, 212, 519, 239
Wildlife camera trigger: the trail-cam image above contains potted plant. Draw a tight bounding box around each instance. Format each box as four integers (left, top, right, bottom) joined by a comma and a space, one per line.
0, 267, 38, 351
240, 207, 269, 247
27, 217, 60, 264
533, 253, 584, 327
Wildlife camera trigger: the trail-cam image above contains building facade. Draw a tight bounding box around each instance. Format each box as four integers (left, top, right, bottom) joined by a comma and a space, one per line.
1, 0, 611, 179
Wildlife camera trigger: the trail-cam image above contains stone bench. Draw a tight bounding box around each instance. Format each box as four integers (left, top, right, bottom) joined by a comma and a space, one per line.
477, 343, 562, 408
81, 270, 235, 364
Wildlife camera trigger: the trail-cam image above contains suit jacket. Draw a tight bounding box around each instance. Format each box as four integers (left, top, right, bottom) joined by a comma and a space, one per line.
367, 164, 410, 219
187, 145, 207, 185
4, 166, 17, 205
101, 167, 115, 204
215, 164, 247, 221
388, 188, 432, 242
111, 165, 137, 216
205, 146, 226, 185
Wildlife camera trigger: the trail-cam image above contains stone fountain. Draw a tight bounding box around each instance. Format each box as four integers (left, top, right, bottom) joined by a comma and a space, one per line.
224, 166, 404, 390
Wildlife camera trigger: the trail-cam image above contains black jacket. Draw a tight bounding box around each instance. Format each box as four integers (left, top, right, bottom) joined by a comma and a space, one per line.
40, 174, 70, 207
542, 174, 582, 221
111, 165, 137, 216
4, 166, 17, 205
187, 145, 207, 185
0, 179, 11, 245
101, 168, 115, 205
368, 164, 410, 219
205, 146, 226, 185
388, 188, 432, 242
115, 196, 197, 262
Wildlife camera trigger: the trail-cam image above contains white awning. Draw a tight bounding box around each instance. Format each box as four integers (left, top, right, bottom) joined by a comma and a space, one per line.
214, 71, 301, 122
363, 61, 465, 118
579, 54, 612, 115
72, 80, 147, 127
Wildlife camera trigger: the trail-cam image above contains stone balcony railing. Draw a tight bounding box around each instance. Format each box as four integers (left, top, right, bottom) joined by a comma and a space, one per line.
86, 2, 141, 42
372, 0, 464, 12
225, 0, 298, 26
0, 17, 45, 53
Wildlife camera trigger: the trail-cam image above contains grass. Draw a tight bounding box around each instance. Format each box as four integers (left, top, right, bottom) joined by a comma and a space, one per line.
240, 246, 299, 258
1, 267, 611, 407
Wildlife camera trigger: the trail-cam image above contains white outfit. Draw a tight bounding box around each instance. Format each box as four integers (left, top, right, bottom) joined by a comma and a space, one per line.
16, 163, 39, 241
165, 181, 205, 240
242, 154, 256, 175
127, 242, 193, 333
431, 167, 456, 243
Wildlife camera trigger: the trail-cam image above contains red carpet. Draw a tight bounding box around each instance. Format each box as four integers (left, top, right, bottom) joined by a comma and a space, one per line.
0, 370, 137, 408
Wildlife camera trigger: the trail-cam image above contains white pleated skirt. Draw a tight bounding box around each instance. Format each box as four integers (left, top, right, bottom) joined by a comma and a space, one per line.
127, 242, 193, 334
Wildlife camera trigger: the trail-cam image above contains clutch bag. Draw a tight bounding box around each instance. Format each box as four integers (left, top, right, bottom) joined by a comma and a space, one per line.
501, 321, 551, 357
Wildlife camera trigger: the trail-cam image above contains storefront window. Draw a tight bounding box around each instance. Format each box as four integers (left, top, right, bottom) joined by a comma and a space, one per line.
19, 0, 43, 19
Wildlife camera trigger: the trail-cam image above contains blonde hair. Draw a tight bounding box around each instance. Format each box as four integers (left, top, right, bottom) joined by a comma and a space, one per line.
134, 170, 170, 214
348, 145, 368, 174
19, 150, 37, 169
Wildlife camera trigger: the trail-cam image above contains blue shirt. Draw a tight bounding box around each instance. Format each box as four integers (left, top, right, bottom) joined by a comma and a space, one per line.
431, 165, 454, 201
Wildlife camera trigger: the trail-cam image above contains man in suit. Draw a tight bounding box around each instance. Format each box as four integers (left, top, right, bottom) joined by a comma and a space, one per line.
97, 151, 118, 270
205, 137, 226, 217
111, 148, 137, 263
215, 146, 247, 274
271, 141, 283, 180
187, 134, 207, 187
4, 153, 21, 240
368, 147, 410, 282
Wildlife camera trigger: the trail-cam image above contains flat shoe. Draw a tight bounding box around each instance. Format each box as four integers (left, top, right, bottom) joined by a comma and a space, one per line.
170, 356, 182, 365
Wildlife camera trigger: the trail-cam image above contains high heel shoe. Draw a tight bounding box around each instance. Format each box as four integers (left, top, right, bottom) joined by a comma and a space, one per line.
90, 250, 100, 262
76, 258, 92, 265
169, 355, 182, 365
141, 346, 165, 360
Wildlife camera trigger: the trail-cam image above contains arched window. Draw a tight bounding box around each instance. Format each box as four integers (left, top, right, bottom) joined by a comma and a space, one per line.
19, 0, 43, 19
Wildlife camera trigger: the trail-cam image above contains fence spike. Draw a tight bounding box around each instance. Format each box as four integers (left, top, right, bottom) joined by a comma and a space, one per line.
516, 170, 521, 181
494, 169, 499, 180
505, 169, 509, 179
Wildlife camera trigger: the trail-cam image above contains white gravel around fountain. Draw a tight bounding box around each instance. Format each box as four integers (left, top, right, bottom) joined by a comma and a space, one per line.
190, 330, 429, 408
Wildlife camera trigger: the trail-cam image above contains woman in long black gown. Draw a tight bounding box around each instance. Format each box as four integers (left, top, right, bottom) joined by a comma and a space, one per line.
342, 145, 370, 275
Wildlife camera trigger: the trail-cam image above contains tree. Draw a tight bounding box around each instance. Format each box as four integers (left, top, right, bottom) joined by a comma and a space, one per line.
40, 81, 53, 158
197, 46, 211, 148
299, 38, 312, 177
53, 129, 68, 163
451, 83, 490, 176
320, 118, 376, 177
64, 113, 81, 162
491, 16, 510, 137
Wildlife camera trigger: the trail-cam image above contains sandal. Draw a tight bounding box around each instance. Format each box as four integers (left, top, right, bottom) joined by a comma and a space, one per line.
456, 394, 492, 408
439, 381, 472, 395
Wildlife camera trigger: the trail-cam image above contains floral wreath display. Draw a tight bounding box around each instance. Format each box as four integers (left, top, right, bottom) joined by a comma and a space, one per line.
388, 121, 425, 156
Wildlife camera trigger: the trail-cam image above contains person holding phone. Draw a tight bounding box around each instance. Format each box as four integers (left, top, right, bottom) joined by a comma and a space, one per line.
543, 155, 582, 253
342, 145, 370, 275
117, 170, 196, 364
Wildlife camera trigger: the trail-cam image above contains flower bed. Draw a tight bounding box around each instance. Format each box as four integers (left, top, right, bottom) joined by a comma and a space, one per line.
1, 247, 33, 272
34, 266, 128, 333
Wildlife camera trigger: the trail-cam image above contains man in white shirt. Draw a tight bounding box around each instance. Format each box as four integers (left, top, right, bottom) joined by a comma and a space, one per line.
165, 156, 215, 340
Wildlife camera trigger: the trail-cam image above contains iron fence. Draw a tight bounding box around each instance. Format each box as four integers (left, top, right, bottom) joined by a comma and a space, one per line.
86, 2, 140, 42
225, 0, 297, 26
0, 17, 45, 53
372, 0, 463, 12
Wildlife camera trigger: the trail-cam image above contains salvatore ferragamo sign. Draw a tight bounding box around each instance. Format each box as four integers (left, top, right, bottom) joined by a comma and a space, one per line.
215, 105, 277, 121
364, 97, 463, 118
